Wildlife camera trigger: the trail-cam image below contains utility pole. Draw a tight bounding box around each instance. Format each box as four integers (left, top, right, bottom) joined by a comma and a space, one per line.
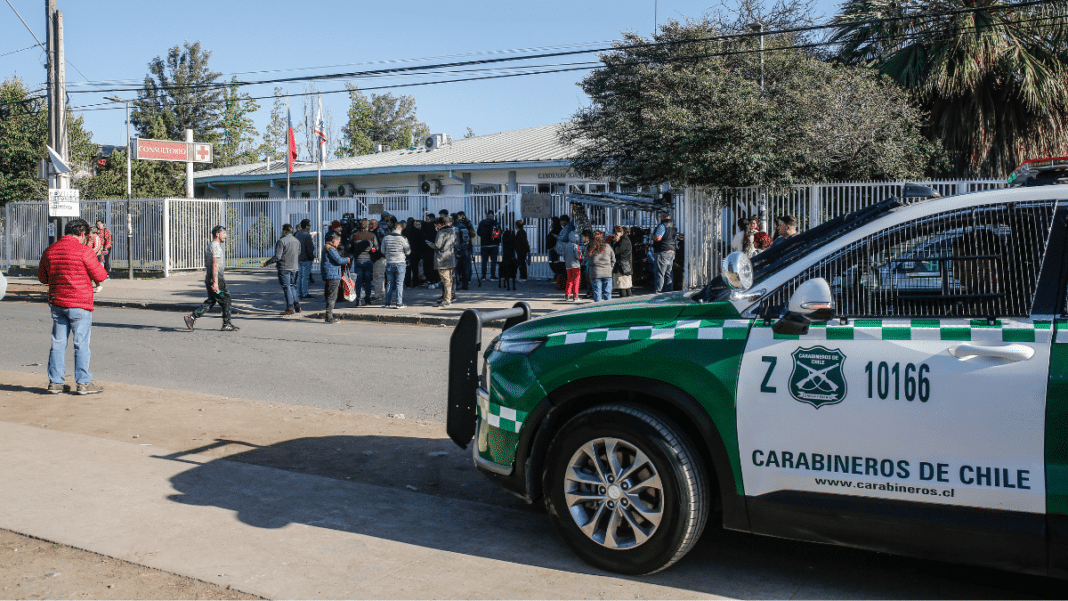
46, 0, 69, 243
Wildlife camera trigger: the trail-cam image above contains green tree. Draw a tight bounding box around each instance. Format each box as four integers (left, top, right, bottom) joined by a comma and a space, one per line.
216, 76, 260, 167
76, 149, 185, 199
131, 40, 224, 144
832, 0, 1068, 177
337, 84, 374, 157
337, 84, 430, 156
0, 76, 97, 206
562, 18, 938, 191
257, 87, 289, 162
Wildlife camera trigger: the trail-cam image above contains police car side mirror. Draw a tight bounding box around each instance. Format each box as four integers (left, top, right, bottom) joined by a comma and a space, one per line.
774, 278, 835, 336
722, 252, 753, 292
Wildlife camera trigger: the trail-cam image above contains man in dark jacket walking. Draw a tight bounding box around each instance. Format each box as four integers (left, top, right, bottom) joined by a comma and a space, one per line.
294, 219, 316, 299
38, 218, 108, 395
263, 223, 301, 315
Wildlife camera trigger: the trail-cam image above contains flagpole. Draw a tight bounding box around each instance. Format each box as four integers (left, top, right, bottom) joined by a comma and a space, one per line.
286, 98, 291, 199
316, 93, 324, 199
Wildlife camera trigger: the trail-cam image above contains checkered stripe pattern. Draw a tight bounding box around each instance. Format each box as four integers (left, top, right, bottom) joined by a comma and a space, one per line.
1055, 320, 1068, 344
478, 395, 528, 434
753, 318, 1053, 343
544, 319, 752, 346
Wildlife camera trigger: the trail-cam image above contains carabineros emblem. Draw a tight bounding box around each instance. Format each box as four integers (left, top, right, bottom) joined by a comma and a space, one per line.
789, 346, 847, 408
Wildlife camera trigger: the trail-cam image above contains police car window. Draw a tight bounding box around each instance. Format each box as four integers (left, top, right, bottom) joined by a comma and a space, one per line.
754, 201, 1056, 318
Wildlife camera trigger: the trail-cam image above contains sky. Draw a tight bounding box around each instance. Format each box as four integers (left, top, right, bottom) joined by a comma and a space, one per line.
2, 0, 841, 156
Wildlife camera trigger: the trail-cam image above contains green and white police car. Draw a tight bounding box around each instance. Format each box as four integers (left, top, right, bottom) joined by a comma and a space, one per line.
447, 158, 1068, 576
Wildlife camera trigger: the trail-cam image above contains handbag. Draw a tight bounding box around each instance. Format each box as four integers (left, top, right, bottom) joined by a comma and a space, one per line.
341, 274, 357, 302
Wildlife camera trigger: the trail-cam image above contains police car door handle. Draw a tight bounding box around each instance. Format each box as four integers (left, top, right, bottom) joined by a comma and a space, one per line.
949, 343, 1035, 362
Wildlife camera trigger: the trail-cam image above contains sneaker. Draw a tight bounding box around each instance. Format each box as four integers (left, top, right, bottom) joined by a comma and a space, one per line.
282, 309, 295, 316
183, 315, 195, 331
441, 300, 452, 307
76, 381, 103, 395
295, 305, 302, 313
325, 318, 340, 324
221, 323, 240, 332
46, 382, 67, 394
396, 304, 407, 309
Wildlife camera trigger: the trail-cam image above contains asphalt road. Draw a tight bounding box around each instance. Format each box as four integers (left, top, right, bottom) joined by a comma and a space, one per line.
1, 299, 1065, 597
0, 302, 453, 421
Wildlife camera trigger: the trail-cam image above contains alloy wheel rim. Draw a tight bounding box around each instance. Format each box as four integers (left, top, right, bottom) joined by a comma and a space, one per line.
563, 437, 664, 549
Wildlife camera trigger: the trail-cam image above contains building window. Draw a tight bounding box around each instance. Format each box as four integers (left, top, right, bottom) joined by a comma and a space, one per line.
244, 193, 268, 199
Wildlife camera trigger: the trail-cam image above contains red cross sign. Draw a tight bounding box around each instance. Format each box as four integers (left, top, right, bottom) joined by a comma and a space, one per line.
193, 143, 213, 164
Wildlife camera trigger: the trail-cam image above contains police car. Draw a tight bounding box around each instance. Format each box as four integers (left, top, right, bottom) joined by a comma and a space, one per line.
446, 158, 1068, 576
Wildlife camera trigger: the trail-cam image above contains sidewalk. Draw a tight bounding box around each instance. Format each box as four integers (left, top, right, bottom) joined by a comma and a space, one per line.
3, 269, 641, 326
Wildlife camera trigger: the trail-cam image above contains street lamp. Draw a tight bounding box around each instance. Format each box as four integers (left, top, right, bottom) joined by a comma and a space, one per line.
105, 96, 134, 280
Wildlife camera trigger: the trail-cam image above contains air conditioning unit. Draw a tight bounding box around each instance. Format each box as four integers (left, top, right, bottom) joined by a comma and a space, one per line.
336, 184, 355, 197
420, 179, 443, 195
424, 134, 452, 151
374, 144, 390, 153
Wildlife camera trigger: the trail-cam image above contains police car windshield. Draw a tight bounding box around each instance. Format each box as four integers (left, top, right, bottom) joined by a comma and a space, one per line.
695, 198, 904, 303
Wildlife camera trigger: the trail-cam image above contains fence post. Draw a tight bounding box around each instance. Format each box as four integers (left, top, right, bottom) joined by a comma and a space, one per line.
163, 198, 170, 277
808, 184, 821, 230
3, 203, 9, 272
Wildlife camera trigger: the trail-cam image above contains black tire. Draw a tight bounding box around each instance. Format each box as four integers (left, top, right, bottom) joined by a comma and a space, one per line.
542, 404, 709, 575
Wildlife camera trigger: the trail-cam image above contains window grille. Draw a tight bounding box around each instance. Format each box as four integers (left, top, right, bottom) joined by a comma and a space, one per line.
754, 202, 1056, 319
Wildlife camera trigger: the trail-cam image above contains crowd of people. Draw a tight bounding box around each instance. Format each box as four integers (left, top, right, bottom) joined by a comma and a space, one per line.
731, 214, 798, 257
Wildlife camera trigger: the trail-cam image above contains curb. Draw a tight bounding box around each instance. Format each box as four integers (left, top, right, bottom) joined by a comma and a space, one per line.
4, 291, 466, 327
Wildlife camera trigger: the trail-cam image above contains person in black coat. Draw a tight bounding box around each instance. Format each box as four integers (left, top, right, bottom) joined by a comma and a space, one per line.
611, 225, 634, 297
514, 220, 531, 281
403, 217, 425, 288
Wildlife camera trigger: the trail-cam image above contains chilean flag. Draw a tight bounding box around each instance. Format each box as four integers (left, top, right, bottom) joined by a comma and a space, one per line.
314, 94, 327, 150
286, 105, 298, 175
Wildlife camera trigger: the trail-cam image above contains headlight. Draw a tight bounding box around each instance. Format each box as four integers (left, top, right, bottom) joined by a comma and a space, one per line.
493, 336, 546, 355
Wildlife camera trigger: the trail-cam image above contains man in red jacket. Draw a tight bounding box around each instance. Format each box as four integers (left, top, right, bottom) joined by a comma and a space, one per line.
38, 218, 108, 394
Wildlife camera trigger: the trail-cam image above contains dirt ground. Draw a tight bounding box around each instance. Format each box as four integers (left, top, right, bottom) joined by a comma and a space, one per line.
0, 529, 261, 600
0, 368, 520, 599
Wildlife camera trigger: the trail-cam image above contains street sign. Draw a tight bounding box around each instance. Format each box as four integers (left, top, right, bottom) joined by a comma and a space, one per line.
133, 138, 213, 164
48, 188, 79, 217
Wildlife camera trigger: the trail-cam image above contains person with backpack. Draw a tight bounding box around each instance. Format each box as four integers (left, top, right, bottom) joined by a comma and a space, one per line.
477, 209, 501, 280
349, 219, 376, 306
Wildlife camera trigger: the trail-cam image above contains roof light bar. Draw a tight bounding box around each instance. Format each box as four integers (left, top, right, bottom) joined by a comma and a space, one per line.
1007, 157, 1068, 186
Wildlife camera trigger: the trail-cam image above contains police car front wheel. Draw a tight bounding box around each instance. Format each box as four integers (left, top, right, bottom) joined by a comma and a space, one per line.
542, 404, 710, 575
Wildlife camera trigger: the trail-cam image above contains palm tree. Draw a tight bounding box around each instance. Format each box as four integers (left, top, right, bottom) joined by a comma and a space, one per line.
831, 0, 1068, 178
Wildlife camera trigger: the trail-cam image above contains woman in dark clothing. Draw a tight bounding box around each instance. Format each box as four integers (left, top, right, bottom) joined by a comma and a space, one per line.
403, 217, 425, 288
514, 220, 531, 281
611, 225, 634, 297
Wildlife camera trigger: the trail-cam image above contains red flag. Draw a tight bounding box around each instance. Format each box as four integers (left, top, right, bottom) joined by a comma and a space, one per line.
287, 106, 298, 175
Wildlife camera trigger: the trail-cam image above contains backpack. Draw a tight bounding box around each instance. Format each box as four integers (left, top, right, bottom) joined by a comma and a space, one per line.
456, 223, 470, 252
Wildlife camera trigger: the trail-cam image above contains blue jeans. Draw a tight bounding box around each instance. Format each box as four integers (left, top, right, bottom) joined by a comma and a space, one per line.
278, 269, 298, 310
48, 305, 93, 385
297, 261, 313, 297
592, 277, 612, 302
480, 246, 498, 279
653, 251, 675, 293
352, 260, 373, 303
385, 263, 405, 306
456, 252, 472, 286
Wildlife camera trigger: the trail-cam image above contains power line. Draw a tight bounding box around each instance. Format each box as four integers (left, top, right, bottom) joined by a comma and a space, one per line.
62, 10, 1066, 117
59, 0, 1065, 97
0, 43, 39, 58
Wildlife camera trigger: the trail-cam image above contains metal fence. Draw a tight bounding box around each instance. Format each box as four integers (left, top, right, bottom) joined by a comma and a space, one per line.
690, 179, 1007, 287
2, 180, 1007, 287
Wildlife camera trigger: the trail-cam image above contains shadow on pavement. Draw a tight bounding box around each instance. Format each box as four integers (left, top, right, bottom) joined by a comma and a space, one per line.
159, 436, 1063, 599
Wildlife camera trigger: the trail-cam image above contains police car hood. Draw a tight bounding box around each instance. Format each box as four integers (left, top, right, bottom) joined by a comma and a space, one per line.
504, 292, 741, 339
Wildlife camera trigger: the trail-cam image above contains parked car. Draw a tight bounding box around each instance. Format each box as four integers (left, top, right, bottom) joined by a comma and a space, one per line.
446, 158, 1068, 577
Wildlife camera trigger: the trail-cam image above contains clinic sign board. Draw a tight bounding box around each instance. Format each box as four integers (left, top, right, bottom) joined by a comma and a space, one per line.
48, 188, 80, 217
133, 138, 213, 164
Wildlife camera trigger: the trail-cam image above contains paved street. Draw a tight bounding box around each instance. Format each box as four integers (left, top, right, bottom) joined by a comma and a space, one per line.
0, 297, 1064, 598
0, 302, 452, 421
